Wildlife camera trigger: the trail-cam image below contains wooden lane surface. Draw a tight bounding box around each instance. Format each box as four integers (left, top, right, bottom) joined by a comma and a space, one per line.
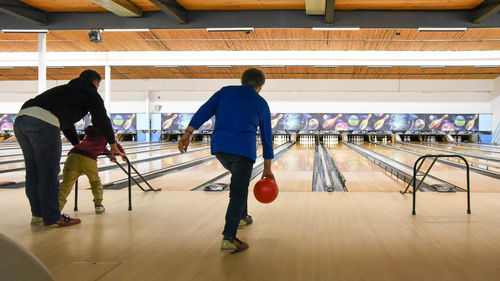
0, 144, 193, 182
0, 142, 180, 160
1, 189, 500, 281
454, 143, 500, 151
414, 142, 500, 159
364, 143, 500, 192
327, 143, 405, 192
0, 143, 184, 170
248, 144, 315, 192
146, 147, 265, 191
0, 145, 211, 187
394, 143, 500, 173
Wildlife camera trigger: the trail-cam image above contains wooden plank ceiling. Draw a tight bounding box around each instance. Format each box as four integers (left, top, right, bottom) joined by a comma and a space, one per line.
19, 0, 484, 12
1, 28, 500, 52
1, 66, 500, 80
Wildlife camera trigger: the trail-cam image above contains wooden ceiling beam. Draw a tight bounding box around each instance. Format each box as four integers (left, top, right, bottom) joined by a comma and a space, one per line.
91, 0, 143, 17
0, 0, 46, 25
149, 0, 187, 24
472, 0, 500, 23
325, 0, 335, 24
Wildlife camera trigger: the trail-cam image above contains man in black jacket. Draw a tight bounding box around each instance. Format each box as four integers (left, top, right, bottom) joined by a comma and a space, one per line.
14, 69, 123, 228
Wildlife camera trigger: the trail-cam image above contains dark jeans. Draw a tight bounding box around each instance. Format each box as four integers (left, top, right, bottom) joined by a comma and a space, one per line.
215, 152, 255, 239
14, 115, 62, 226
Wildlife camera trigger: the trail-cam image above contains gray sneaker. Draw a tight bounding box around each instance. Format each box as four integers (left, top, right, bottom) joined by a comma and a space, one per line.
95, 205, 105, 214
238, 215, 253, 229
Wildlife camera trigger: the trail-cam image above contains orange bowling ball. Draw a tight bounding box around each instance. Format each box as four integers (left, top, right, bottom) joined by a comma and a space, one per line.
254, 178, 278, 203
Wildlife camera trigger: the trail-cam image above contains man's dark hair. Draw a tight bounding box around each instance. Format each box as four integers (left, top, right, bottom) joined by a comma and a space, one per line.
241, 68, 265, 90
79, 69, 102, 83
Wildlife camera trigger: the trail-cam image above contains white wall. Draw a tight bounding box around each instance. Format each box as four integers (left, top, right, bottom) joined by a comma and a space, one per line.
0, 79, 494, 119
147, 79, 493, 114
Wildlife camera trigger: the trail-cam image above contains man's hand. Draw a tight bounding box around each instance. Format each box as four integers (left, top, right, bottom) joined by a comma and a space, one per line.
178, 126, 195, 153
261, 159, 275, 181
109, 143, 125, 162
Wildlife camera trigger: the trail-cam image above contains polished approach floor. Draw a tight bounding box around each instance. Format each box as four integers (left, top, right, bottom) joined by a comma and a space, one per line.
1, 189, 499, 281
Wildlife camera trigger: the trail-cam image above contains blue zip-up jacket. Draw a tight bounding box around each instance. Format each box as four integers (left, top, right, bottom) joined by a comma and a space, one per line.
188, 85, 274, 161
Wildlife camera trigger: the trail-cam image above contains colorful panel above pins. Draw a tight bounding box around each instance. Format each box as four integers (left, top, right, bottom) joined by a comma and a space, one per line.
270, 113, 485, 132
111, 113, 137, 133
0, 114, 16, 131
159, 112, 488, 133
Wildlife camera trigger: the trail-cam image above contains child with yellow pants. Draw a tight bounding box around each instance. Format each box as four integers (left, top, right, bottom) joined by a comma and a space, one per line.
59, 126, 125, 214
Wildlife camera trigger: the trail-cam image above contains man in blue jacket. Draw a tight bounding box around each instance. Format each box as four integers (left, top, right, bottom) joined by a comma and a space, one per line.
178, 68, 274, 252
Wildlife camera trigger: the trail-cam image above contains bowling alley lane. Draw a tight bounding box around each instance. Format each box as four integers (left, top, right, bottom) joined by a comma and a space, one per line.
326, 143, 405, 192
145, 147, 265, 191
416, 142, 500, 159
0, 143, 184, 170
454, 142, 500, 151
363, 143, 499, 192
391, 143, 500, 173
249, 144, 315, 192
69, 148, 214, 192
0, 144, 211, 185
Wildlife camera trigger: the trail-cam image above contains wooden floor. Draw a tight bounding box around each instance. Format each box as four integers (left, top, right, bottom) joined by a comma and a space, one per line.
1, 189, 500, 281
327, 144, 406, 192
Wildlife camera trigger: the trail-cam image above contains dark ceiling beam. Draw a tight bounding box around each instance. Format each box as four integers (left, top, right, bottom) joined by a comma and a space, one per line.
1, 10, 500, 30
325, 0, 335, 24
0, 0, 46, 25
472, 1, 500, 24
149, 0, 187, 24
91, 0, 143, 17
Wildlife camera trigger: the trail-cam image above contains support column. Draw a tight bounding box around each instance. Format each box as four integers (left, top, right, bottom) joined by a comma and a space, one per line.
38, 33, 46, 94
104, 65, 111, 116
145, 90, 151, 142
492, 77, 500, 144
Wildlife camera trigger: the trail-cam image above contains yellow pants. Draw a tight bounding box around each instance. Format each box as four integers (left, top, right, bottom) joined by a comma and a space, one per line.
59, 153, 103, 210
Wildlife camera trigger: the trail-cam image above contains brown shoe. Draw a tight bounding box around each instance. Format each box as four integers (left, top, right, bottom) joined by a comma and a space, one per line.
221, 237, 249, 252
45, 214, 81, 228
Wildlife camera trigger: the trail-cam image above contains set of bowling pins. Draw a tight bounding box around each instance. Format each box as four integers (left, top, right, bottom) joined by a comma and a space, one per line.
453, 136, 462, 142
202, 135, 211, 143
403, 136, 412, 142
372, 136, 389, 143
273, 135, 289, 145
423, 136, 436, 143
299, 135, 315, 145
323, 135, 339, 145
349, 136, 364, 143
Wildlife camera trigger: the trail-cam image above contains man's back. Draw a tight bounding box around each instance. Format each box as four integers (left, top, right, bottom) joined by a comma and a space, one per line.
189, 85, 273, 161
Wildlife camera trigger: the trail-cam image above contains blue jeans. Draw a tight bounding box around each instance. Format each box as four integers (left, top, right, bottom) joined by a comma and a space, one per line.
215, 152, 254, 239
14, 115, 62, 226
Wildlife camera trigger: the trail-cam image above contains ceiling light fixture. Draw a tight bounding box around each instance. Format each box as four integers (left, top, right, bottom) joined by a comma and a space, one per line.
103, 29, 150, 32
312, 27, 360, 31
418, 27, 467, 32
2, 29, 48, 33
206, 27, 254, 32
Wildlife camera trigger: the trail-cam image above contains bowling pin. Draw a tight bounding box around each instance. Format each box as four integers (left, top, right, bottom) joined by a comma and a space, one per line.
322, 114, 343, 129
374, 114, 390, 130
359, 114, 372, 131
428, 114, 449, 130
123, 113, 136, 130
162, 114, 178, 129
466, 114, 478, 131
271, 114, 283, 128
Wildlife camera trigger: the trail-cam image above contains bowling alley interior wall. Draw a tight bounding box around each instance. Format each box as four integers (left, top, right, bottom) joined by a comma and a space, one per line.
0, 78, 498, 130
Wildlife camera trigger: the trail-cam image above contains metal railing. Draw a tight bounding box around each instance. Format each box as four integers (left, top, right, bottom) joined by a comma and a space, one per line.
74, 155, 160, 212
410, 154, 471, 215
